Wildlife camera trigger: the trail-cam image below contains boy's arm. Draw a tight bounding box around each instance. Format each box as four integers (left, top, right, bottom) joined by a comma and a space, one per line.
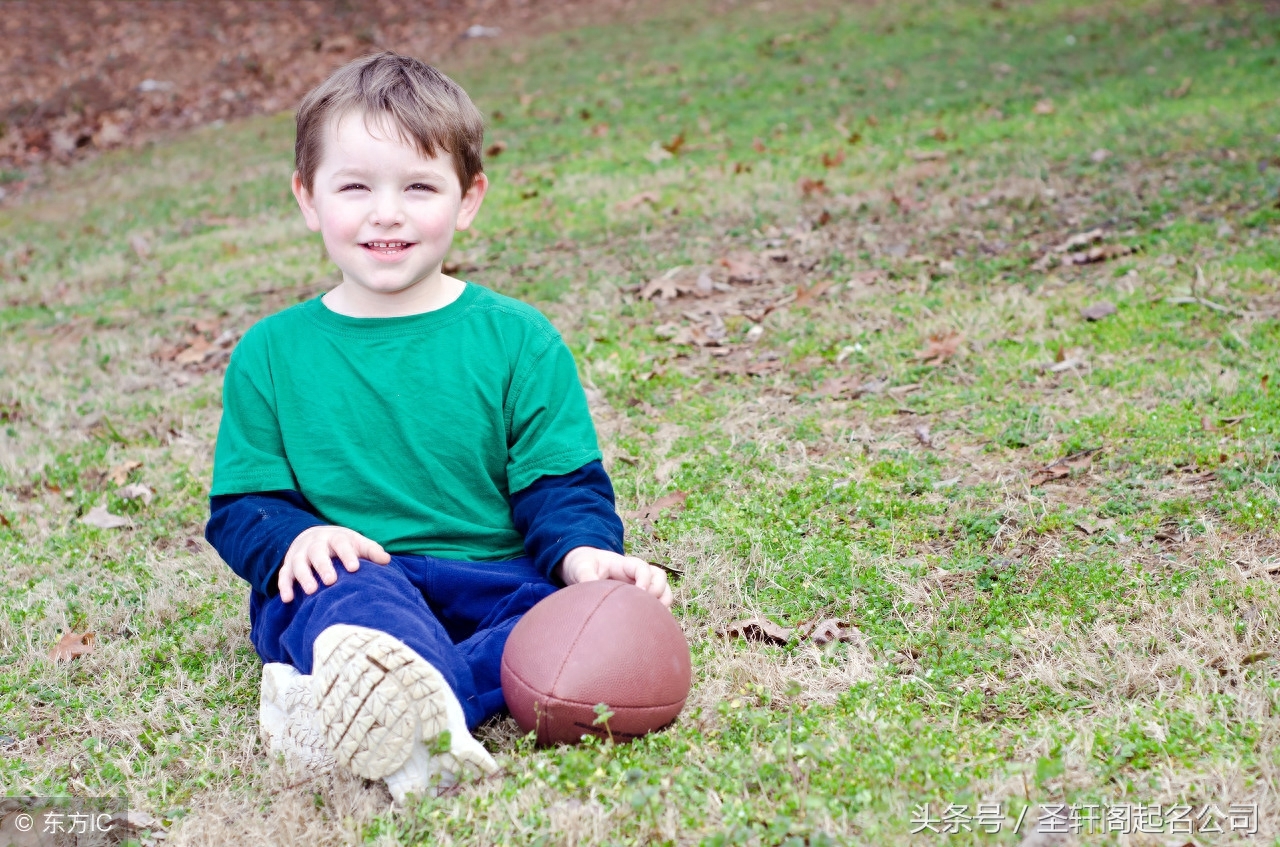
510, 460, 672, 607
510, 459, 622, 577
206, 490, 327, 595
206, 492, 391, 601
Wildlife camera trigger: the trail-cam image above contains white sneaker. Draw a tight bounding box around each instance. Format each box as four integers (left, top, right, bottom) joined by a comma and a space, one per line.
259, 662, 335, 777
311, 624, 497, 801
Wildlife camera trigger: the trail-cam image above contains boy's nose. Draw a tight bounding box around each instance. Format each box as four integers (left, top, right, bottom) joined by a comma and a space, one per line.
369, 193, 404, 227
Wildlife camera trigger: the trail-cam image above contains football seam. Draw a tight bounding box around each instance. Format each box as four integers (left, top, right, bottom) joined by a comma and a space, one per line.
501, 659, 689, 711
544, 581, 621, 698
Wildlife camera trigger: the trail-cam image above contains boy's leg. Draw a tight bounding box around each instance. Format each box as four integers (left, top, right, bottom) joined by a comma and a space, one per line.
249, 557, 495, 797
421, 555, 558, 728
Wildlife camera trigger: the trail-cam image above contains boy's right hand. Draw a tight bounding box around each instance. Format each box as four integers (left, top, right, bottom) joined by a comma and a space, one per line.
278, 525, 392, 602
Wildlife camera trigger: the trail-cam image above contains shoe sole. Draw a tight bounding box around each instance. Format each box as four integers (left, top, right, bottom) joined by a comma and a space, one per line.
312, 625, 451, 779
259, 663, 336, 776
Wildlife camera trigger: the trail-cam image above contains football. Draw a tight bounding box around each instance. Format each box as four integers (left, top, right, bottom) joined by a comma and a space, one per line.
500, 579, 692, 745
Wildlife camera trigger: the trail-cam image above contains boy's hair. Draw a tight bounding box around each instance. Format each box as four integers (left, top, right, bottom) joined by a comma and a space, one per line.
295, 51, 484, 193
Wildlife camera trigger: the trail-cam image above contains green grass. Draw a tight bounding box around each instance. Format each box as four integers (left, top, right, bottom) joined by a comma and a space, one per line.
2, 0, 1280, 843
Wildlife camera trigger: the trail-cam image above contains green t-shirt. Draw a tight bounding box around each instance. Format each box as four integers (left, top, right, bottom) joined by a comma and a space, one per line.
210, 282, 602, 561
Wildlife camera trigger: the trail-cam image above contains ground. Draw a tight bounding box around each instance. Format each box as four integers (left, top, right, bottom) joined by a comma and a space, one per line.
1, 0, 1280, 845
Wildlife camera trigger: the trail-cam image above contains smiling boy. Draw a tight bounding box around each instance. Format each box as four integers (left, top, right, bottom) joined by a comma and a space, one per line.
204, 53, 672, 802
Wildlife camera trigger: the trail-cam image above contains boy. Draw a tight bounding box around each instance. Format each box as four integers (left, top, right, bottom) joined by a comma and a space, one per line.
205, 52, 673, 802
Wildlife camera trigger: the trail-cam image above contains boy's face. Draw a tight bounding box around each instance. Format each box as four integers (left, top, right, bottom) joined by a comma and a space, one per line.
291, 111, 487, 304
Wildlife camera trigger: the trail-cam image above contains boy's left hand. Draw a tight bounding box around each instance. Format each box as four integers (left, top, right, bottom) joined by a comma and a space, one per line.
558, 547, 674, 608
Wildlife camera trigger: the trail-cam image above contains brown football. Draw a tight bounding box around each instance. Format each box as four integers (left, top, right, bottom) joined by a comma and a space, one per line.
500, 579, 692, 745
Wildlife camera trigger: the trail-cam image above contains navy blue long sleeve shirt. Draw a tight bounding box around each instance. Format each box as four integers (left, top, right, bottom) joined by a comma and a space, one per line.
205, 460, 625, 596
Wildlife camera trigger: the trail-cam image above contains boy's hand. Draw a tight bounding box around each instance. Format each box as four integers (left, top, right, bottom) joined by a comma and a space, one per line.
558, 547, 673, 608
278, 525, 391, 603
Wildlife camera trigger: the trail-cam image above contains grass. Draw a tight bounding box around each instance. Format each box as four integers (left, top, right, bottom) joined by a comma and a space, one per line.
2, 0, 1280, 843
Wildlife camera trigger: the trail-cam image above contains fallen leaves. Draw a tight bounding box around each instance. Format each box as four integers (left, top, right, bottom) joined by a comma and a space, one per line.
1034, 229, 1136, 270
660, 133, 685, 155
1028, 449, 1098, 486
810, 375, 864, 399
118, 483, 154, 505
622, 491, 688, 532
81, 504, 130, 529
48, 631, 95, 662
153, 318, 238, 372
916, 332, 963, 365
718, 617, 792, 645
107, 459, 142, 485
1079, 301, 1117, 321
616, 190, 660, 212
1166, 77, 1193, 99
1032, 98, 1055, 115
718, 616, 859, 646
792, 279, 834, 308
798, 177, 827, 197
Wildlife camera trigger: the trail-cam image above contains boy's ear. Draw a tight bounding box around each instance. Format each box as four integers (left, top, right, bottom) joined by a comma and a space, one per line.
454, 172, 489, 232
291, 171, 322, 233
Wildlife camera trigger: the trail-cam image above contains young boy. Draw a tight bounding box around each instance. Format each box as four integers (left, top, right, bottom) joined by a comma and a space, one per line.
205, 52, 673, 802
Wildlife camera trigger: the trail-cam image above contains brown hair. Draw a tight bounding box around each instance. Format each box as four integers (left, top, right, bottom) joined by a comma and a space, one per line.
294, 52, 484, 193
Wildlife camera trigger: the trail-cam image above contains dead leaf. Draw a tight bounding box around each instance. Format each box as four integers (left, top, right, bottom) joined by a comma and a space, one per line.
798, 177, 827, 196
810, 375, 863, 399
1029, 449, 1097, 486
913, 425, 932, 447
49, 631, 96, 662
1054, 228, 1106, 253
717, 255, 758, 283
1075, 517, 1117, 535
803, 618, 858, 646
174, 337, 214, 365
107, 810, 166, 834
129, 234, 151, 259
117, 483, 154, 505
645, 142, 673, 164
751, 137, 767, 153
693, 271, 714, 297
1242, 651, 1272, 665
1032, 98, 1055, 115
1029, 465, 1069, 486
1080, 301, 1116, 321
821, 149, 846, 168
484, 140, 508, 157
81, 505, 129, 529
616, 190, 660, 212
589, 123, 610, 137
108, 460, 143, 486
640, 268, 684, 300
660, 133, 685, 155
1167, 77, 1193, 99
793, 279, 834, 307
623, 491, 689, 523
719, 617, 793, 645
916, 332, 963, 365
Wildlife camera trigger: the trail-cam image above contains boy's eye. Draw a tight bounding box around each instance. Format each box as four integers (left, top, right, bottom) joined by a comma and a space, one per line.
407, 183, 436, 192
339, 183, 368, 192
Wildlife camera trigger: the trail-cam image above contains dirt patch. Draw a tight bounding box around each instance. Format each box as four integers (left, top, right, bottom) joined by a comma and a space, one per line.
0, 0, 647, 194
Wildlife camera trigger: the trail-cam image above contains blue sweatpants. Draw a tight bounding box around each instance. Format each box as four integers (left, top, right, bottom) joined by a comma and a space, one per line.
248, 554, 558, 730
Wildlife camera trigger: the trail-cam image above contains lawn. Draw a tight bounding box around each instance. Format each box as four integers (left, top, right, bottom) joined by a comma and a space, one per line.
2, 0, 1279, 844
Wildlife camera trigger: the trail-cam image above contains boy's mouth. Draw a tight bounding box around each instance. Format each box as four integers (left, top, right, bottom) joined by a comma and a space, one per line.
362, 241, 414, 256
